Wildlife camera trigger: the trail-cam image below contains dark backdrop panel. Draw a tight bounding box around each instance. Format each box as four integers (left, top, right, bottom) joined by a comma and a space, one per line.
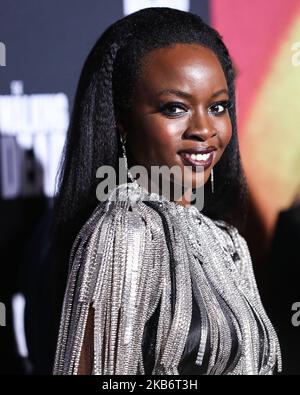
0, 0, 209, 105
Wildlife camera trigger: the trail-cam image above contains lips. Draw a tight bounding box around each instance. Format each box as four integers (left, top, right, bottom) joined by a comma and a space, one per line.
178, 146, 216, 171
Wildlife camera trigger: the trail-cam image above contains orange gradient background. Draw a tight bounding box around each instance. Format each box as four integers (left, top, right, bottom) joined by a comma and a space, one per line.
211, 0, 300, 247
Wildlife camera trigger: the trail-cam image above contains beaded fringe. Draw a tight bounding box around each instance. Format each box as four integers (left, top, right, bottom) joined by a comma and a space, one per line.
53, 182, 282, 375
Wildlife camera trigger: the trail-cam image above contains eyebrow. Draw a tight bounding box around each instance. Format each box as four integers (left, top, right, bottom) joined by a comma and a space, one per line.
157, 88, 229, 99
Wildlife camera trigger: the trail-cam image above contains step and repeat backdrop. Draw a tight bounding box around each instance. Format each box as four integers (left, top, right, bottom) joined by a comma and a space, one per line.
1, 0, 300, 374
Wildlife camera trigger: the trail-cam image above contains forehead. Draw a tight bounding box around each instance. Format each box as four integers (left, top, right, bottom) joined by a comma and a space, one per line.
136, 43, 228, 98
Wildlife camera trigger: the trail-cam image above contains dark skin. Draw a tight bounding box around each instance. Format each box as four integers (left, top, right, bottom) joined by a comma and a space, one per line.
118, 43, 232, 206
78, 43, 232, 374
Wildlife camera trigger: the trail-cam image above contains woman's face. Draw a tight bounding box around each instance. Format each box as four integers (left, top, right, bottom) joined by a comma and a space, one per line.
118, 43, 232, 202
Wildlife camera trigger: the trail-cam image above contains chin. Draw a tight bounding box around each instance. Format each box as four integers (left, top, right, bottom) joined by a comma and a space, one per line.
190, 171, 208, 189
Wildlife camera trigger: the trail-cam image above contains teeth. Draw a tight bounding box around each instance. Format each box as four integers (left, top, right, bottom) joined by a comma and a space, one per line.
188, 153, 210, 161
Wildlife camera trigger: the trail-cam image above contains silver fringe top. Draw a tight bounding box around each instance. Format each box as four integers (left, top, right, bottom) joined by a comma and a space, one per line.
53, 182, 282, 375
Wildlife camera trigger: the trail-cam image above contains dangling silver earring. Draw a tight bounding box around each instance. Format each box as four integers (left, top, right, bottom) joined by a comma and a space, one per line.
211, 168, 214, 194
120, 133, 135, 183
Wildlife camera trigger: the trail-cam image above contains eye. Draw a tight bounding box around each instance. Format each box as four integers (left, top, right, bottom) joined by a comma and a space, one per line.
159, 102, 188, 117
209, 101, 231, 116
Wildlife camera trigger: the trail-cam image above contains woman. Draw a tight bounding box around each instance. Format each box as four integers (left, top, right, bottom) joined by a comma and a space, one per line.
52, 7, 281, 375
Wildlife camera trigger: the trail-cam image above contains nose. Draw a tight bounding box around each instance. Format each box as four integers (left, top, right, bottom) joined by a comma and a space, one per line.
183, 111, 217, 142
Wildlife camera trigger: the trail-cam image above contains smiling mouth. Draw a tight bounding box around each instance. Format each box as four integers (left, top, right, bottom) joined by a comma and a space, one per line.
179, 151, 215, 171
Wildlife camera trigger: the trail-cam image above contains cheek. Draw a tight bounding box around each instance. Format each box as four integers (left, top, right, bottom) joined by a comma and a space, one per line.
130, 117, 178, 159
216, 116, 232, 149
